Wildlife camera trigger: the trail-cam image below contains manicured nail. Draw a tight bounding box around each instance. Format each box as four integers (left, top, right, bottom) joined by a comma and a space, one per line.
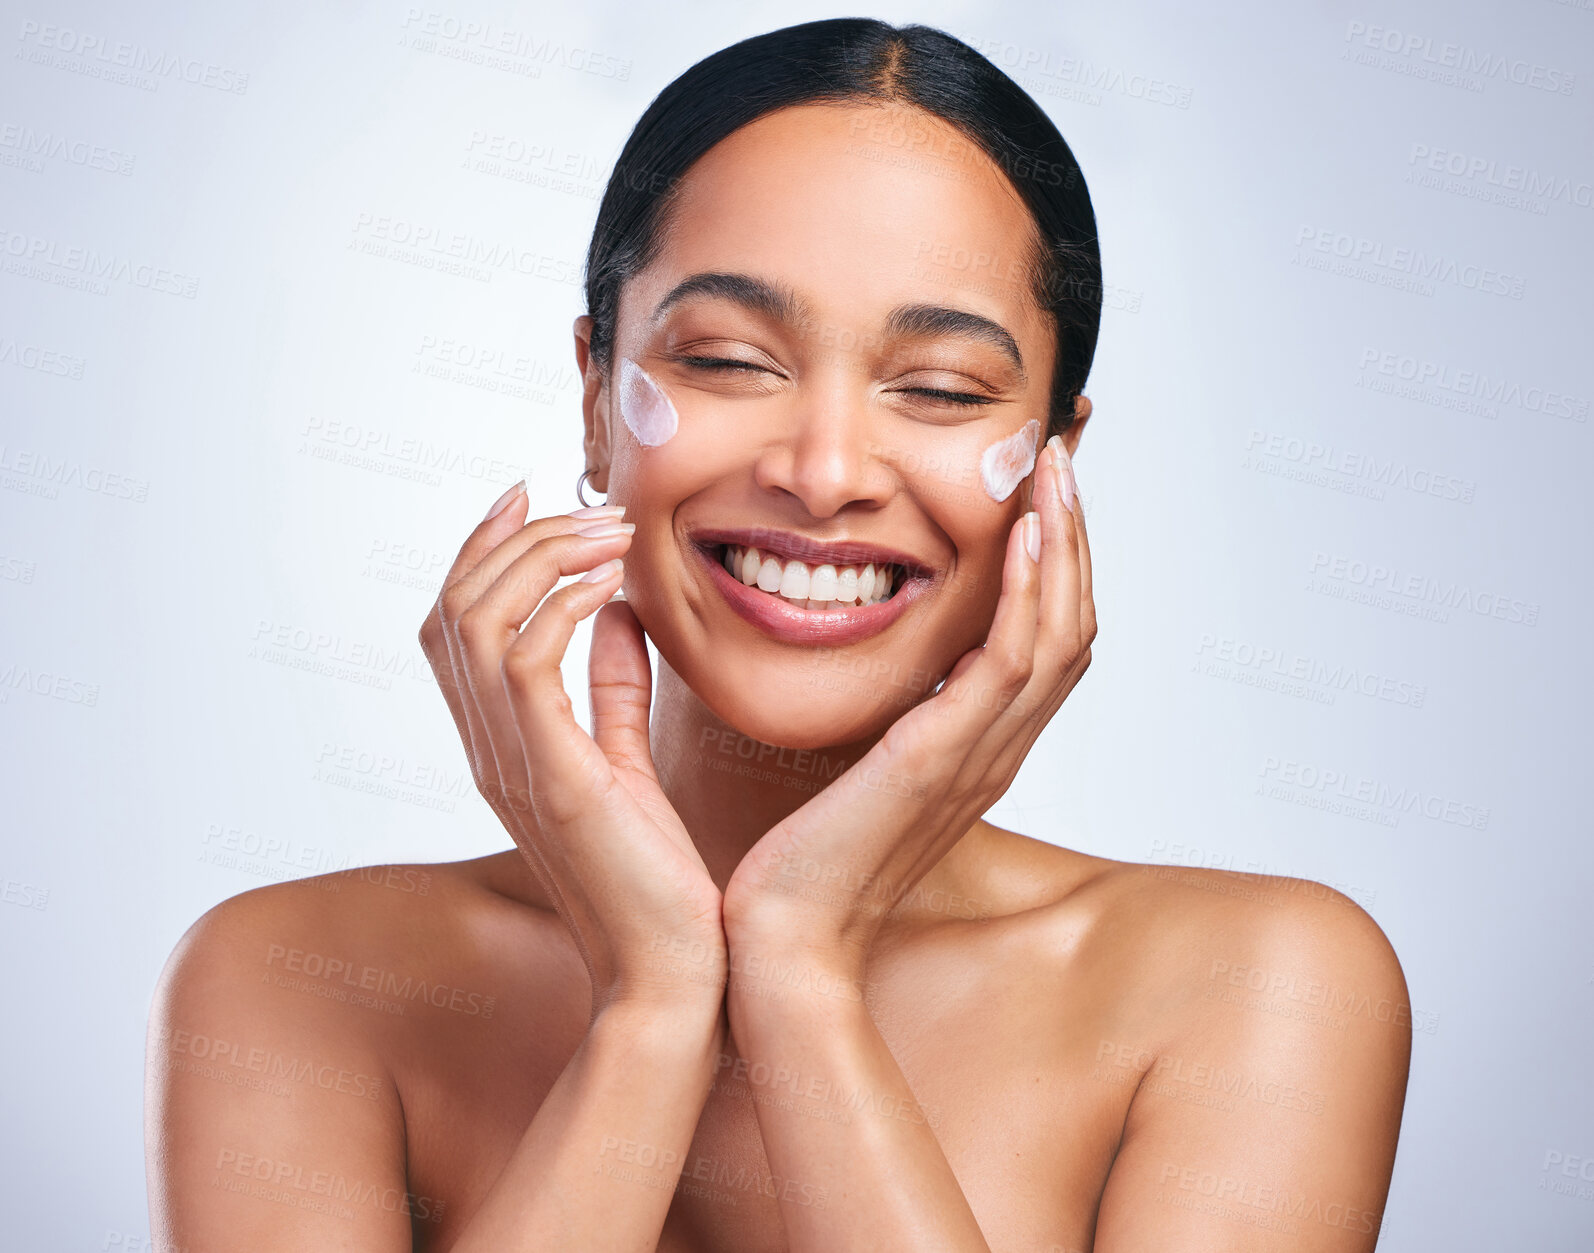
1050, 438, 1076, 514
1022, 511, 1041, 563
569, 503, 626, 520
579, 557, 623, 583
484, 479, 526, 520
572, 519, 636, 537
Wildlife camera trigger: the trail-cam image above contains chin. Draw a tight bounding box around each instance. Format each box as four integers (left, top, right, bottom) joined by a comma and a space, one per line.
681, 642, 942, 752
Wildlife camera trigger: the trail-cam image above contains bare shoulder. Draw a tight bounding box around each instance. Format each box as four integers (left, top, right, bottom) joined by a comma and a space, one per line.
1089, 858, 1409, 1043
156, 858, 500, 1018
1016, 850, 1412, 1251
151, 853, 563, 1065
942, 826, 1408, 1048
144, 855, 552, 1248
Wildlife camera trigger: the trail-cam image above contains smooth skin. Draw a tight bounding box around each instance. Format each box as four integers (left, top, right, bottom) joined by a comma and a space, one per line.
146, 102, 1409, 1253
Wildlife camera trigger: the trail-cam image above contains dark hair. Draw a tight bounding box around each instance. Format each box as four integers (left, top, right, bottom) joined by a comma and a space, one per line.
582, 18, 1102, 437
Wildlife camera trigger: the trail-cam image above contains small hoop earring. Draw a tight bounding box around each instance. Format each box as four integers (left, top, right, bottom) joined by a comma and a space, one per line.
576, 468, 604, 508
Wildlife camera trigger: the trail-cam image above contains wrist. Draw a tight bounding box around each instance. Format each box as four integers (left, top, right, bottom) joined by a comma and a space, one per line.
723, 932, 875, 1024
597, 930, 730, 1016
723, 891, 883, 962
589, 993, 727, 1059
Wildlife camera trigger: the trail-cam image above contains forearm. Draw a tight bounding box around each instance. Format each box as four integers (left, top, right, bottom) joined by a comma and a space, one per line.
451, 999, 725, 1253
727, 952, 991, 1252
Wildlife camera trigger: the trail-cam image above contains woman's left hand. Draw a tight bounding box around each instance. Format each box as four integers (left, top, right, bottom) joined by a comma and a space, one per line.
722, 434, 1095, 971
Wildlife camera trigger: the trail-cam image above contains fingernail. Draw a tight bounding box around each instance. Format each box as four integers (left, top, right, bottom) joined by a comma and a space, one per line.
579, 557, 623, 583
569, 504, 626, 520
1022, 511, 1041, 563
572, 519, 635, 537
484, 479, 526, 520
1052, 440, 1076, 514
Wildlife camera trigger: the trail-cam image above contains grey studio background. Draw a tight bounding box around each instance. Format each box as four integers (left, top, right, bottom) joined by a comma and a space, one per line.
2, 0, 1590, 1248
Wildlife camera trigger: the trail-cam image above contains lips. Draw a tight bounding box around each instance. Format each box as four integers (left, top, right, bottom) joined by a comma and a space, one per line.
687, 529, 934, 646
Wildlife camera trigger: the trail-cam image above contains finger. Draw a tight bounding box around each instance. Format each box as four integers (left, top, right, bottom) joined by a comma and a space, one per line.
588, 599, 659, 782
440, 487, 609, 815
500, 559, 628, 829
931, 510, 1042, 737
587, 600, 713, 872
455, 530, 635, 810
435, 484, 623, 718
446, 504, 628, 623
1060, 443, 1096, 647
427, 481, 532, 811
1034, 438, 1085, 675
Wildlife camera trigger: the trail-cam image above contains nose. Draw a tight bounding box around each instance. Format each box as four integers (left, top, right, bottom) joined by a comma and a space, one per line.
752, 373, 892, 518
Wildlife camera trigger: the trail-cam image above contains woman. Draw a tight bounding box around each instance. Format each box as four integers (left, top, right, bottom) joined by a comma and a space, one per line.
146, 19, 1410, 1252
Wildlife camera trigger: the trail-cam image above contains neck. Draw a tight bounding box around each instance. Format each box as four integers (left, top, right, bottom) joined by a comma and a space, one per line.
649, 653, 885, 893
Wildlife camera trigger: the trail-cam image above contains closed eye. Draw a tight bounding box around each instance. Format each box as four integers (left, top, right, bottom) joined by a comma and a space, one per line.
898, 387, 997, 407
678, 355, 772, 374
677, 356, 997, 408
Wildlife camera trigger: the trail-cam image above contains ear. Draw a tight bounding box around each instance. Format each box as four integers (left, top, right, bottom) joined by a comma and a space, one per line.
573, 314, 613, 493
1061, 394, 1091, 459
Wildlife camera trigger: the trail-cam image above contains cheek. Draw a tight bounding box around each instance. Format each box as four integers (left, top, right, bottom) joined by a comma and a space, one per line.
617, 357, 679, 447
978, 418, 1041, 503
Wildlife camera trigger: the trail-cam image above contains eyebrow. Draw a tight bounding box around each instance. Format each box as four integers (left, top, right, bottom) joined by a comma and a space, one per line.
650, 271, 1027, 382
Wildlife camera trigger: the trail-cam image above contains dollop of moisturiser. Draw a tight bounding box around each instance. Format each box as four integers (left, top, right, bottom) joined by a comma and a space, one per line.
617, 356, 679, 447
980, 418, 1042, 503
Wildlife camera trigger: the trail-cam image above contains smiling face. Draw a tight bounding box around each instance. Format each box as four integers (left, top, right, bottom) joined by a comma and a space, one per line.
576, 101, 1082, 750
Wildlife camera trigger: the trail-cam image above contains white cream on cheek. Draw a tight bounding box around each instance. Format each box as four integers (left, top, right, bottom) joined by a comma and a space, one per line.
980, 418, 1042, 503
617, 357, 679, 447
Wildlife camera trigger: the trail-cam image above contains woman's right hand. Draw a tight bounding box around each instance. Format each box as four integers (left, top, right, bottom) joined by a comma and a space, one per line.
418, 480, 726, 1019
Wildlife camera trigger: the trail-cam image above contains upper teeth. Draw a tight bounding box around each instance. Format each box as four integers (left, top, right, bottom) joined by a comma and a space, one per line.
720, 544, 898, 609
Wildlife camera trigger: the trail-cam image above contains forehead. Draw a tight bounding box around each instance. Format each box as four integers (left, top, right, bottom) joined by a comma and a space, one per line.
637, 102, 1049, 342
